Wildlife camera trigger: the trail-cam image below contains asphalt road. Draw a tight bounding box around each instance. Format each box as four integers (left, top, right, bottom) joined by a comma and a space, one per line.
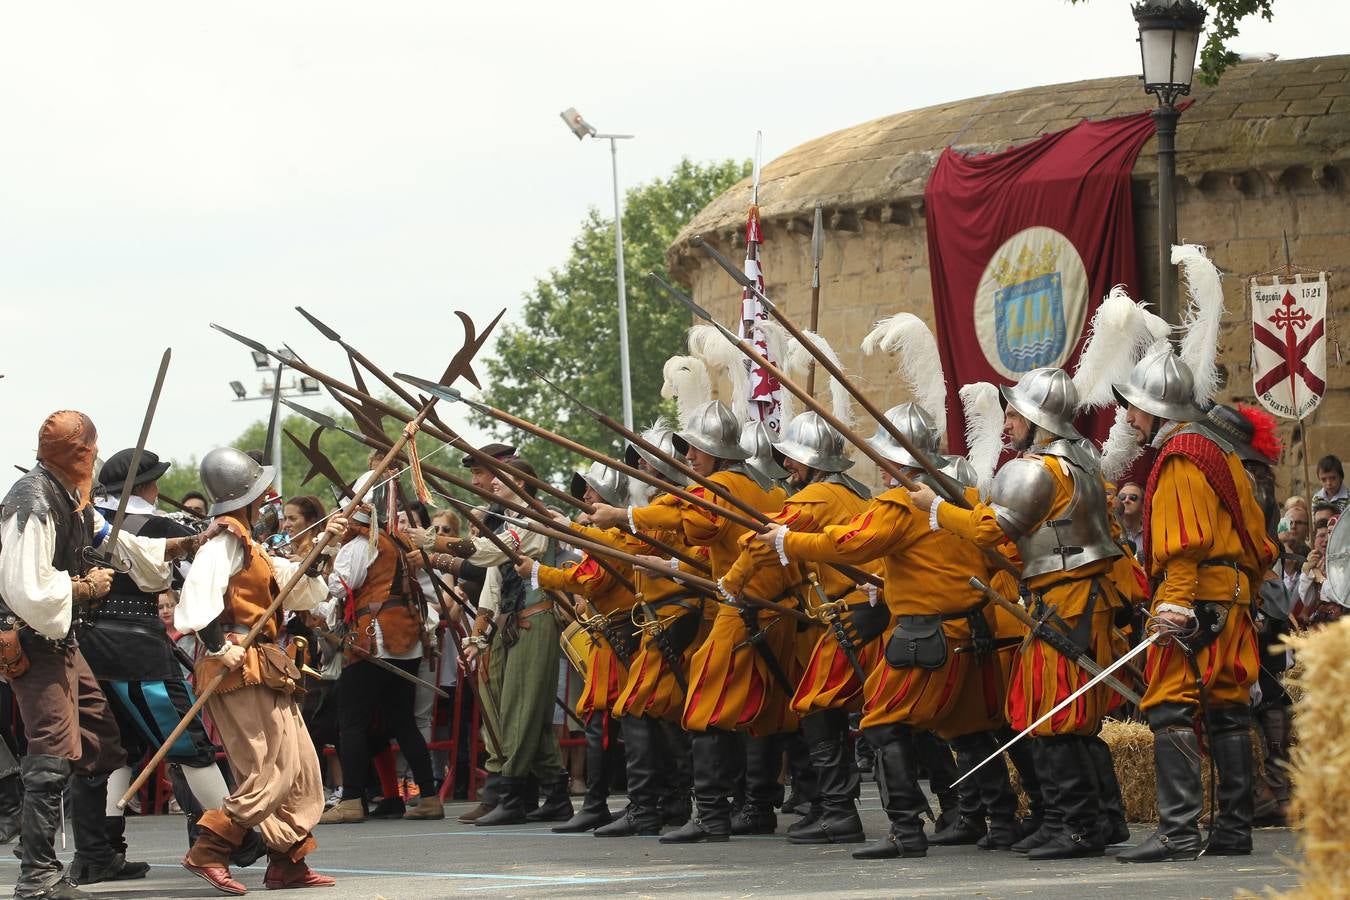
0, 784, 1301, 898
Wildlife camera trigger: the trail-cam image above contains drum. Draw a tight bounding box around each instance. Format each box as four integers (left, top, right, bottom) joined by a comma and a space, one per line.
560, 620, 594, 679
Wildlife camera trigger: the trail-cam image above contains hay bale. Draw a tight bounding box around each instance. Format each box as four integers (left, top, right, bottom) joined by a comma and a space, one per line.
1002, 717, 1267, 825
1268, 618, 1350, 898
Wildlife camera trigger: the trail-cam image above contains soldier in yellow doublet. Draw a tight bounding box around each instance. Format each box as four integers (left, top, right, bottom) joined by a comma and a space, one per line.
1113, 353, 1279, 863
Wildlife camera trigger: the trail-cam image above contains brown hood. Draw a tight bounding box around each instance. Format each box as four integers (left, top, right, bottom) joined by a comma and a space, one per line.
36, 411, 98, 511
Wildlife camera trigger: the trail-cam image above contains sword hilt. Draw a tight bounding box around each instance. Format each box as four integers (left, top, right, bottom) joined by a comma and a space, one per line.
82, 545, 131, 576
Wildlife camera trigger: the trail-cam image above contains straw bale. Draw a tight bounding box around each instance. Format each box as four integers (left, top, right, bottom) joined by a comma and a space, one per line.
1265, 618, 1350, 898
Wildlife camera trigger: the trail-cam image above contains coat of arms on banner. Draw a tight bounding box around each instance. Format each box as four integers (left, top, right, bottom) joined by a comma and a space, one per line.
1251, 274, 1328, 419
974, 226, 1090, 379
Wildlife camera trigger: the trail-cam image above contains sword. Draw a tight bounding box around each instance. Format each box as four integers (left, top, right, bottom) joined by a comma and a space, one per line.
953, 629, 1160, 787
315, 627, 449, 698
808, 574, 868, 687
969, 577, 1142, 706
85, 348, 171, 575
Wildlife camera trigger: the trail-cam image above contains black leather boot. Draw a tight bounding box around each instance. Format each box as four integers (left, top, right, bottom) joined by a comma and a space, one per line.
596, 717, 665, 837
526, 770, 574, 823
1206, 704, 1253, 856
1012, 739, 1061, 853
780, 731, 816, 817
474, 776, 528, 826
0, 771, 22, 845
458, 772, 500, 824
659, 722, 693, 826
929, 732, 985, 846
1118, 704, 1203, 863
15, 755, 87, 900
660, 729, 735, 843
914, 730, 960, 834
66, 775, 150, 885
555, 714, 613, 833
1086, 733, 1130, 846
1004, 726, 1042, 837
950, 731, 1018, 851
731, 734, 779, 835
852, 725, 928, 860
1027, 737, 1104, 860
789, 711, 864, 844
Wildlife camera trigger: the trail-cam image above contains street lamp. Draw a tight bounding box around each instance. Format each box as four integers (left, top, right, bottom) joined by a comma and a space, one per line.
560, 106, 636, 430
1133, 0, 1206, 327
227, 350, 322, 494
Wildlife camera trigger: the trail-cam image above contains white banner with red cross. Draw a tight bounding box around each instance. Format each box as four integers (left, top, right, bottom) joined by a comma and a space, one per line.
1250, 274, 1328, 419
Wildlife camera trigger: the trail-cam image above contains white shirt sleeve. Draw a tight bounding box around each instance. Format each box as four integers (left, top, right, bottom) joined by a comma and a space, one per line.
0, 514, 74, 640
90, 510, 173, 594
175, 531, 244, 634
268, 554, 328, 613
326, 539, 373, 600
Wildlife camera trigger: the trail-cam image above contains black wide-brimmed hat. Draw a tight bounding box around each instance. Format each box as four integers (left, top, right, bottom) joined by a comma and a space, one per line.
97, 448, 170, 491
461, 442, 517, 469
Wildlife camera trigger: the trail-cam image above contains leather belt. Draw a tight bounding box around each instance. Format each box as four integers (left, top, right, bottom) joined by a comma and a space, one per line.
518, 599, 554, 620
223, 624, 274, 643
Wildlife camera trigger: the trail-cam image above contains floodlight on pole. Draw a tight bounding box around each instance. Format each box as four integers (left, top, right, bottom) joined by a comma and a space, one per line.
559, 105, 636, 429
250, 350, 270, 371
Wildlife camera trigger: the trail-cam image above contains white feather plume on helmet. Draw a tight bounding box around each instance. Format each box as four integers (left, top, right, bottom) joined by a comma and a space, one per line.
784, 329, 855, 429
1071, 286, 1170, 411
861, 313, 947, 437
1173, 243, 1226, 406
957, 382, 1002, 496
687, 324, 749, 421
660, 355, 713, 426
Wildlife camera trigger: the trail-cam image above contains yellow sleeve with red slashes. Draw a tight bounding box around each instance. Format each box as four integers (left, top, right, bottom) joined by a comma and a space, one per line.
721, 494, 826, 599
629, 491, 686, 533
781, 488, 921, 566
536, 554, 613, 598
1149, 454, 1275, 610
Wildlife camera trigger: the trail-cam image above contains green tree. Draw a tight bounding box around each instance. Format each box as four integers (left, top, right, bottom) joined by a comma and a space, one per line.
1072, 0, 1275, 85
473, 157, 751, 480
158, 404, 460, 513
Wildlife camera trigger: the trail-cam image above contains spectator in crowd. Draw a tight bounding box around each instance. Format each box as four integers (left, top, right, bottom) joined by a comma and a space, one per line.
1314, 455, 1347, 511
180, 490, 208, 518
1280, 502, 1311, 557
1116, 481, 1144, 555
283, 494, 326, 542
1298, 515, 1341, 627
1313, 501, 1339, 535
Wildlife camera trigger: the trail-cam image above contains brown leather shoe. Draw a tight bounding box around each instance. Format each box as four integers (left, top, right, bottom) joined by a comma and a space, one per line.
318, 799, 364, 825
264, 856, 336, 890
183, 858, 248, 895
404, 795, 445, 820
457, 802, 495, 824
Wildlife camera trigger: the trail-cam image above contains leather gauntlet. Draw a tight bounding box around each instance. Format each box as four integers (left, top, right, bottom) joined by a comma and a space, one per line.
164, 533, 204, 561
70, 577, 109, 605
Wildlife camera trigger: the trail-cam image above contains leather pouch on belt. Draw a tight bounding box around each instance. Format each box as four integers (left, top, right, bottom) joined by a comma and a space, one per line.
195, 644, 302, 696
884, 614, 947, 669
0, 629, 30, 680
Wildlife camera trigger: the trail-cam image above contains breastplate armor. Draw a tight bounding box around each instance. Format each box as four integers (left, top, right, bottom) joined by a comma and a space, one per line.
1015, 443, 1122, 579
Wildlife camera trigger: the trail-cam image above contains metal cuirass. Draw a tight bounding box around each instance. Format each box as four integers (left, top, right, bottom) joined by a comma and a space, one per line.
994, 441, 1122, 579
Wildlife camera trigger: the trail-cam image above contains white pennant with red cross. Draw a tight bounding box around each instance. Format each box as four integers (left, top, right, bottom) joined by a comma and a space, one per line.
1251, 274, 1328, 419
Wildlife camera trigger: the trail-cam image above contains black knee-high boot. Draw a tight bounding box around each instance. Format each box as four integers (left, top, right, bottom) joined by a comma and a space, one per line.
1206, 704, 1254, 856
554, 713, 614, 832
1118, 703, 1203, 863
948, 730, 1019, 850
66, 774, 149, 886
789, 710, 864, 844
660, 728, 737, 843
1027, 736, 1104, 860
659, 722, 693, 826
1086, 734, 1130, 846
852, 724, 928, 860
732, 734, 779, 835
595, 717, 665, 837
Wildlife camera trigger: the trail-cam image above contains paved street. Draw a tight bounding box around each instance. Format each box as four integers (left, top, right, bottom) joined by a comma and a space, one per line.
0, 784, 1300, 898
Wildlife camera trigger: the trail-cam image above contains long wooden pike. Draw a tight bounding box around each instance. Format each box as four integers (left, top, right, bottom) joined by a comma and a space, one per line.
281, 397, 706, 575
120, 385, 446, 810
806, 202, 824, 396
396, 373, 772, 536
529, 367, 882, 590
691, 235, 970, 507
439, 493, 817, 628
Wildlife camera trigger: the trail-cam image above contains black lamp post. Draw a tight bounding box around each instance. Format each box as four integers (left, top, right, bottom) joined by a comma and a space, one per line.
1133, 0, 1206, 326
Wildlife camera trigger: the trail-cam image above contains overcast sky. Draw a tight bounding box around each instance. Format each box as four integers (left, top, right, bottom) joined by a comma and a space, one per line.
2, 1, 1344, 487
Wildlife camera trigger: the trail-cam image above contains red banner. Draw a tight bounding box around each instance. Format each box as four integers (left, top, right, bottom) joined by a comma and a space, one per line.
925, 111, 1157, 450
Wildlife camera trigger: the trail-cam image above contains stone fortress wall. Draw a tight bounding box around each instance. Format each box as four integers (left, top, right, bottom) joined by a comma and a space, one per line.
668, 55, 1350, 496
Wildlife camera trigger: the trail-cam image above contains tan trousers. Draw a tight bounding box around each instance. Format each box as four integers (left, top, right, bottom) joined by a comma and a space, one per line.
207, 684, 323, 855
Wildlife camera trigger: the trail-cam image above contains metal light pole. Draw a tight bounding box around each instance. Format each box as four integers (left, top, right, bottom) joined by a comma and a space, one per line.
561, 107, 636, 429
1133, 0, 1206, 327
228, 350, 321, 496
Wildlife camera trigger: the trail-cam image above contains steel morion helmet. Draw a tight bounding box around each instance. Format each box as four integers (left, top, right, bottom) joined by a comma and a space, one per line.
570, 461, 629, 507
625, 420, 685, 484
199, 447, 276, 517
1111, 350, 1201, 423
740, 421, 789, 482
999, 367, 1083, 442
775, 411, 854, 473
674, 401, 749, 461
866, 402, 940, 470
